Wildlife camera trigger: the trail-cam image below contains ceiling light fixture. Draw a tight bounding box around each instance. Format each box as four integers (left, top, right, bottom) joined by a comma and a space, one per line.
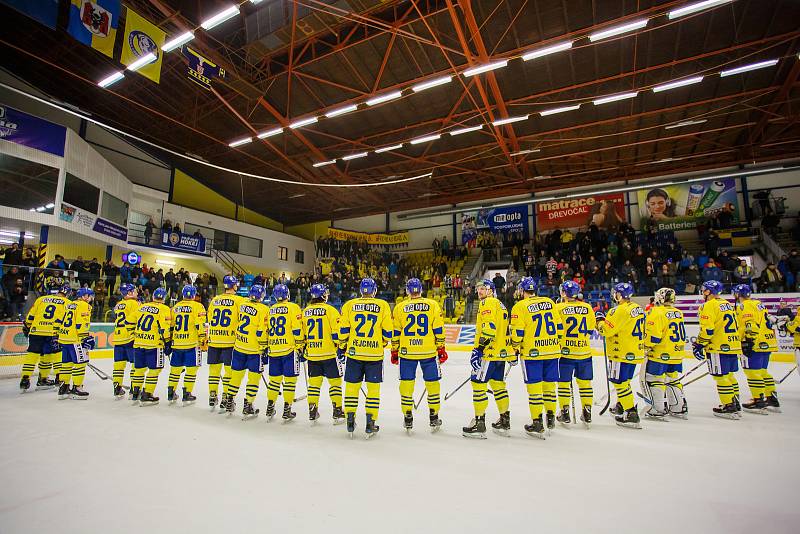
521, 41, 573, 61
412, 76, 452, 92
375, 144, 403, 153
257, 127, 282, 139
289, 116, 318, 129
200, 5, 240, 30
97, 71, 124, 88
126, 52, 157, 72
288, 193, 305, 198
719, 58, 779, 77
463, 60, 508, 77
35, 206, 46, 212
652, 75, 704, 92
228, 137, 252, 147
540, 104, 581, 116
668, 0, 735, 20
366, 91, 402, 106
592, 91, 638, 105
410, 134, 442, 145
325, 104, 358, 118
342, 152, 368, 161
510, 149, 540, 156
313, 160, 336, 167
45, 203, 55, 209
162, 32, 194, 52
449, 125, 483, 136
664, 119, 707, 129
588, 19, 648, 42
492, 115, 529, 126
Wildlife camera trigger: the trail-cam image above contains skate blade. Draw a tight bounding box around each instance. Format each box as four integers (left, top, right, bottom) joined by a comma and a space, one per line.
558, 421, 572, 429
492, 428, 511, 437
333, 418, 345, 426
140, 401, 159, 407
70, 395, 89, 400
644, 414, 669, 422
713, 412, 738, 420
525, 431, 546, 440
348, 431, 355, 439
242, 412, 260, 421
430, 424, 442, 434
743, 408, 768, 416
281, 418, 296, 425
615, 421, 642, 429
114, 395, 125, 401
668, 413, 688, 420
405, 428, 413, 435
36, 385, 55, 391
581, 421, 591, 429
766, 407, 782, 413
182, 401, 196, 407
58, 394, 70, 400
366, 432, 379, 440
265, 414, 275, 422
462, 432, 487, 439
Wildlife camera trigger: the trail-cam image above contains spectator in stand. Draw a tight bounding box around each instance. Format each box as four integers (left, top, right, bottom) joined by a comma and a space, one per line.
492, 271, 506, 299
441, 235, 450, 258
777, 255, 794, 291
733, 260, 754, 289
619, 260, 637, 285
702, 262, 723, 284
760, 263, 784, 293
602, 261, 616, 289
684, 264, 701, 294
561, 229, 574, 246
46, 254, 67, 272
644, 258, 658, 294
9, 277, 26, 319
696, 250, 709, 270
165, 268, 178, 300
162, 219, 172, 235
103, 260, 119, 297
452, 274, 463, 299
88, 258, 102, 286
545, 257, 557, 276
659, 264, 676, 289
71, 256, 87, 287
145, 217, 155, 244
2, 243, 23, 272
588, 265, 604, 291
464, 284, 475, 319
94, 279, 106, 320
209, 274, 218, 296
431, 272, 442, 292
432, 237, 441, 256
762, 207, 780, 236
572, 271, 586, 291
119, 261, 132, 285
174, 224, 182, 234
524, 251, 534, 276
193, 229, 203, 239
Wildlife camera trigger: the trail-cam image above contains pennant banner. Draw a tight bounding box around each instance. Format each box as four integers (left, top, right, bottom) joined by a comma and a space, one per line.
181, 46, 226, 90
327, 227, 409, 245
0, 0, 59, 29
67, 0, 120, 58
121, 8, 166, 83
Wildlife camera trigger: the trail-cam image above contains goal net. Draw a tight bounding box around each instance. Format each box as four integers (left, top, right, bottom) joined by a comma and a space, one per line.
0, 322, 26, 379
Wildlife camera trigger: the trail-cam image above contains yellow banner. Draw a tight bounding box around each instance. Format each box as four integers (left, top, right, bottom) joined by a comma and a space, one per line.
120, 8, 166, 83
327, 228, 409, 245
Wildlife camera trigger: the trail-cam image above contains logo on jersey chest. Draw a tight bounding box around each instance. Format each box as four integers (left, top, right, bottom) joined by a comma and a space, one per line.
241, 305, 258, 316
403, 303, 431, 312
526, 301, 554, 312
271, 306, 289, 315
560, 305, 587, 315
304, 308, 326, 317
352, 303, 381, 313
174, 305, 193, 313
215, 298, 235, 306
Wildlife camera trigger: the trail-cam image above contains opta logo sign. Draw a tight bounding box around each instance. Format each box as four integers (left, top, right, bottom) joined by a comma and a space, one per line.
0, 107, 19, 139
493, 212, 522, 223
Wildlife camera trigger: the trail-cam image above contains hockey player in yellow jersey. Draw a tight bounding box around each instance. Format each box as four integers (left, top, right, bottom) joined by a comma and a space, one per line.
642, 287, 688, 420
302, 283, 345, 424
132, 288, 173, 406
168, 285, 206, 406
111, 283, 139, 399
20, 281, 70, 392
338, 278, 393, 438
265, 284, 305, 422
462, 279, 514, 438
786, 311, 800, 377
391, 278, 447, 433
596, 282, 645, 429
207, 275, 242, 412
693, 280, 742, 419
510, 277, 562, 439
56, 288, 94, 400
227, 285, 270, 419
554, 280, 596, 428
733, 284, 780, 414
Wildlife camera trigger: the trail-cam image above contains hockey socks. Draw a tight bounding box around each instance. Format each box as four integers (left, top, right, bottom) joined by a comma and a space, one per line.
344, 382, 360, 415
208, 363, 222, 395
308, 375, 323, 406
144, 368, 162, 393
113, 360, 127, 386
425, 380, 441, 414
399, 379, 414, 413
489, 379, 509, 413
365, 382, 380, 421
471, 381, 489, 416
526, 383, 544, 420
244, 371, 260, 403
612, 380, 635, 411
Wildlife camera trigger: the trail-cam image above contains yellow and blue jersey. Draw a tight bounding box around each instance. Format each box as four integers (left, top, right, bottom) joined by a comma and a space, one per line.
302, 302, 341, 360
234, 301, 270, 355
57, 300, 92, 344
391, 297, 445, 359
787, 313, 800, 348
510, 296, 562, 359
25, 295, 68, 336
134, 302, 172, 349
268, 301, 304, 357
474, 296, 511, 361
697, 296, 741, 354
339, 297, 393, 361
598, 301, 645, 363
644, 305, 686, 364
112, 298, 140, 346
554, 300, 596, 358
171, 300, 207, 349
736, 299, 778, 352
207, 293, 243, 348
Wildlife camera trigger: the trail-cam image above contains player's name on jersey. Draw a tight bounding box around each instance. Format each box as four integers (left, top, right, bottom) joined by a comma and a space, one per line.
137, 333, 158, 341
526, 301, 554, 312
270, 306, 289, 315
562, 338, 588, 348
307, 341, 325, 349
209, 328, 231, 336
304, 308, 327, 317
352, 303, 381, 313
402, 302, 431, 312
560, 305, 589, 315
352, 338, 381, 348
531, 338, 560, 349
140, 305, 161, 314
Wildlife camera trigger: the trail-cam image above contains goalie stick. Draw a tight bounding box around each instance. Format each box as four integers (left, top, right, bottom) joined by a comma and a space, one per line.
599, 339, 612, 415
87, 363, 110, 381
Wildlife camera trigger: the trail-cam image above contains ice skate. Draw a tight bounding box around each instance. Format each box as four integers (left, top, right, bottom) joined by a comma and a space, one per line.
19, 376, 31, 393
265, 400, 276, 421
429, 409, 442, 433
766, 393, 781, 413
556, 406, 571, 427
209, 391, 218, 411
365, 414, 379, 439
346, 412, 356, 438
130, 386, 141, 405
403, 411, 413, 434
644, 404, 669, 421
113, 384, 126, 399
462, 415, 487, 439
668, 399, 688, 420
332, 406, 345, 425
712, 403, 738, 420
219, 394, 231, 414
492, 411, 511, 437
524, 416, 546, 440
70, 385, 89, 400
580, 406, 592, 428
545, 410, 556, 431
309, 403, 320, 424
182, 388, 196, 407
615, 407, 642, 429
742, 396, 768, 415
281, 402, 296, 423
733, 396, 743, 419
225, 395, 236, 416
58, 382, 71, 400
35, 376, 55, 391
139, 391, 159, 406
167, 386, 178, 405
610, 402, 623, 416
242, 399, 259, 420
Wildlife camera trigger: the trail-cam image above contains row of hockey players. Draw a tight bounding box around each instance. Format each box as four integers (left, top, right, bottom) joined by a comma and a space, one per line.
20, 274, 800, 439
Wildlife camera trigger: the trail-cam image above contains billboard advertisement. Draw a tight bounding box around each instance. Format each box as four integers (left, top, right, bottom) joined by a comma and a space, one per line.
536, 192, 626, 231
637, 178, 739, 231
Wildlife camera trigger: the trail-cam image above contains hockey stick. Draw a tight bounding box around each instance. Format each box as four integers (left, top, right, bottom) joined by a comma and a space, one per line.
778, 365, 798, 384
569, 379, 577, 424
87, 363, 110, 380
599, 340, 612, 415
678, 359, 707, 382
684, 371, 709, 387
296, 361, 308, 402
413, 388, 426, 411
444, 376, 471, 401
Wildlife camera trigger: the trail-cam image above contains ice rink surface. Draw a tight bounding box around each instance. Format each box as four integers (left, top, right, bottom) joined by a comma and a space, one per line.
2, 352, 799, 534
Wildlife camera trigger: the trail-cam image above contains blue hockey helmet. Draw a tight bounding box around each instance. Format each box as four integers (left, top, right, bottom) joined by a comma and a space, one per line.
310, 283, 328, 300
59, 283, 74, 297
249, 284, 266, 301
612, 282, 634, 301
560, 280, 581, 299
153, 287, 167, 301
359, 278, 377, 296
223, 275, 239, 289
476, 279, 495, 292
732, 283, 752, 298
519, 277, 537, 294
701, 280, 724, 296
273, 284, 289, 301
76, 287, 94, 300
406, 277, 423, 295
119, 283, 136, 297
182, 285, 198, 300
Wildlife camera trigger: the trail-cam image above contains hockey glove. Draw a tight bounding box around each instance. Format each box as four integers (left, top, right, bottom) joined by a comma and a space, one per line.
297, 347, 307, 363
81, 336, 96, 351
740, 338, 754, 357
691, 342, 705, 361
594, 310, 606, 322
48, 337, 61, 355
390, 350, 399, 365
22, 325, 30, 337
163, 341, 172, 357
470, 347, 483, 376
336, 347, 346, 366
437, 346, 448, 364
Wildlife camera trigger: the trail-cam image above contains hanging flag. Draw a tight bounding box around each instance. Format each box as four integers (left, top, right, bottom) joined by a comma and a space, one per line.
182, 46, 226, 90
66, 0, 120, 58
0, 0, 59, 29
120, 8, 166, 83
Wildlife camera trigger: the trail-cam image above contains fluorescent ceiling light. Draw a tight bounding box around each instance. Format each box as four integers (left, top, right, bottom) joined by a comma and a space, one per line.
36, 206, 46, 212
719, 58, 779, 77
521, 41, 573, 61
29, 208, 36, 212
492, 115, 529, 126
450, 125, 483, 136
375, 144, 403, 153
289, 116, 318, 129
126, 52, 157, 72
0, 230, 35, 238
668, 0, 735, 20
652, 76, 704, 92
228, 137, 252, 147
250, 0, 265, 4
510, 149, 540, 156
540, 104, 580, 116
288, 193, 305, 198
45, 203, 55, 209
342, 152, 368, 161
665, 119, 707, 129
593, 91, 638, 105
200, 5, 240, 30
257, 127, 282, 139
162, 32, 194, 52
313, 160, 336, 168
588, 19, 648, 42
97, 71, 124, 88
410, 134, 441, 145
325, 104, 358, 118
412, 76, 452, 92
463, 60, 508, 77
366, 91, 402, 106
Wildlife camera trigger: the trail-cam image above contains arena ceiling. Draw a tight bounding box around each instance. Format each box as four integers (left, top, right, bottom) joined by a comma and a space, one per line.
1, 0, 799, 225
